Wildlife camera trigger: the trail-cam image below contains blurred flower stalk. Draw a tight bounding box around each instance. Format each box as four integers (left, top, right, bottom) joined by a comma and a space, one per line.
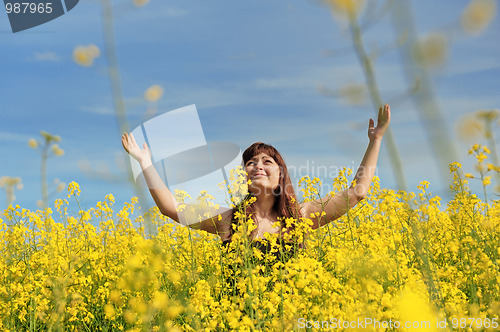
0, 177, 23, 207
320, 0, 497, 194
28, 131, 66, 210
321, 0, 408, 191
459, 109, 500, 196
72, 0, 162, 236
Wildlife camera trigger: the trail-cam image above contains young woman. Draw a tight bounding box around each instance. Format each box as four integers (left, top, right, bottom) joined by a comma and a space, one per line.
121, 104, 391, 243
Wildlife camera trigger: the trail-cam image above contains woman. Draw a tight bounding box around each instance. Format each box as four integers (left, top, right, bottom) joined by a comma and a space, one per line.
121, 104, 391, 243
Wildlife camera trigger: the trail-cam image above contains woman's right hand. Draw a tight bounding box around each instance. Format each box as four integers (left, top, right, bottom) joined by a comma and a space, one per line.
121, 132, 152, 165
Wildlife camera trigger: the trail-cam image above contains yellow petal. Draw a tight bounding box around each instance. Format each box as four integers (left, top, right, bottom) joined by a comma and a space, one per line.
133, 0, 149, 7
73, 46, 93, 66
28, 138, 38, 149
461, 0, 497, 35
144, 84, 164, 102
324, 0, 365, 17
413, 33, 448, 68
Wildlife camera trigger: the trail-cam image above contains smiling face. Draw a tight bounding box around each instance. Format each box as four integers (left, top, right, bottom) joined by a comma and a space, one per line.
245, 153, 281, 195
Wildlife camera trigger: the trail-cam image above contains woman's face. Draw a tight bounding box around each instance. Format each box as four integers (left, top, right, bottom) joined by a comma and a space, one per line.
245, 153, 280, 195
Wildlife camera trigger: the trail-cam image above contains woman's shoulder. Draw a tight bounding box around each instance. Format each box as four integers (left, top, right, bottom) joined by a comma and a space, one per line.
194, 207, 234, 240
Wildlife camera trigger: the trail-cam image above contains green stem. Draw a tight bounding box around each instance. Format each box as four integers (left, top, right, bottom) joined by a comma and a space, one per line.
41, 143, 48, 210
100, 0, 156, 236
479, 170, 489, 217
485, 120, 500, 189
390, 0, 459, 194
348, 12, 408, 191
6, 185, 14, 207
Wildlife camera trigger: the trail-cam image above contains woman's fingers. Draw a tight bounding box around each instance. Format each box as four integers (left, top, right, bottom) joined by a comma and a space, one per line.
121, 134, 130, 153
124, 132, 134, 147
123, 133, 130, 145
122, 132, 150, 158
377, 104, 390, 126
122, 132, 136, 151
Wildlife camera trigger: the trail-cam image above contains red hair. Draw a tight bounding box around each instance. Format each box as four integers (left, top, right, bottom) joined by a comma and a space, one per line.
230, 142, 301, 237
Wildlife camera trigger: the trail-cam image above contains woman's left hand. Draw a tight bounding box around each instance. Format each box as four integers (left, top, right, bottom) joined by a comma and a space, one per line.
368, 104, 391, 141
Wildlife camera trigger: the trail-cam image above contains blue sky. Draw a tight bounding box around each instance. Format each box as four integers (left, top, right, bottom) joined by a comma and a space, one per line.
1, 0, 499, 215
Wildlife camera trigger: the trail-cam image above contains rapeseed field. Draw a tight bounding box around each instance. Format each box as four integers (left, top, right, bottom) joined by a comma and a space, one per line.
1, 152, 499, 331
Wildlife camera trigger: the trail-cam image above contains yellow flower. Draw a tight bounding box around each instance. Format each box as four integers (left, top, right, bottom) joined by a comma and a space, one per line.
0, 176, 22, 187
339, 83, 368, 105
133, 0, 149, 7
165, 305, 183, 319
106, 193, 115, 204
476, 153, 487, 163
449, 162, 462, 173
475, 109, 499, 122
2, 151, 500, 331
28, 138, 38, 149
456, 114, 483, 140
51, 144, 65, 156
73, 44, 100, 67
109, 290, 121, 305
67, 181, 81, 198
323, 0, 365, 18
73, 46, 92, 66
482, 176, 491, 186
464, 173, 474, 179
412, 33, 448, 68
461, 0, 497, 35
104, 304, 115, 318
56, 182, 66, 192
398, 287, 439, 332
144, 84, 164, 102
123, 309, 136, 323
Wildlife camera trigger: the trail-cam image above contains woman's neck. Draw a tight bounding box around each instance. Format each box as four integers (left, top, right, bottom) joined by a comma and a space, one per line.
252, 192, 276, 219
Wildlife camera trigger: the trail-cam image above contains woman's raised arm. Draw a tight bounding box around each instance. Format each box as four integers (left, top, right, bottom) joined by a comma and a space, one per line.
121, 132, 180, 221
121, 132, 233, 239
301, 104, 391, 229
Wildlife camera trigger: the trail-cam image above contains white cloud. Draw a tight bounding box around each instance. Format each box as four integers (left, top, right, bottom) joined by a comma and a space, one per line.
79, 105, 115, 115
114, 4, 188, 22
164, 7, 188, 17
447, 56, 500, 76
250, 63, 408, 96
252, 64, 363, 90
154, 84, 266, 112
0, 131, 33, 143
254, 77, 312, 90
439, 95, 500, 117
34, 52, 61, 62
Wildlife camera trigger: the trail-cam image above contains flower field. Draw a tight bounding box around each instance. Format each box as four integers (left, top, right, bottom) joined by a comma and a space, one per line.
1, 161, 499, 331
